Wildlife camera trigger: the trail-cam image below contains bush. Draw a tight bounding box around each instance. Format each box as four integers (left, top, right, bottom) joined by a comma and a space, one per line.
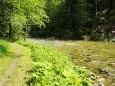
0, 39, 9, 56
18, 40, 96, 86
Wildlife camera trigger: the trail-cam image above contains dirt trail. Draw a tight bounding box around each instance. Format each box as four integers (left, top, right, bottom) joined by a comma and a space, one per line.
0, 43, 22, 86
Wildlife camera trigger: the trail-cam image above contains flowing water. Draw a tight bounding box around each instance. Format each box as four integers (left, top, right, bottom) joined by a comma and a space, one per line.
28, 38, 115, 86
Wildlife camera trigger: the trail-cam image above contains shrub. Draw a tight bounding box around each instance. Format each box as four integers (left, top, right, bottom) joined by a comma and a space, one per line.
0, 39, 9, 56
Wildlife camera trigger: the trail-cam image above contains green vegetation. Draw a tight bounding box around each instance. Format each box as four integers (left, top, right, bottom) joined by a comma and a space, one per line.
0, 0, 115, 85
0, 39, 9, 56
1, 0, 115, 41
18, 40, 96, 86
28, 39, 115, 86
0, 39, 32, 86
0, 39, 15, 78
0, 0, 48, 40
4, 44, 32, 86
30, 0, 115, 41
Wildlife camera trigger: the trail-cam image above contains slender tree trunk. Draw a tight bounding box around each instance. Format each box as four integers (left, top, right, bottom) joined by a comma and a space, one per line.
95, 0, 98, 17
108, 0, 109, 9
94, 0, 98, 39
47, 0, 51, 16
8, 23, 12, 38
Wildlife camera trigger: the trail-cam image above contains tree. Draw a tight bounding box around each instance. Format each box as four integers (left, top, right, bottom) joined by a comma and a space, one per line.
29, 0, 115, 41
0, 0, 48, 40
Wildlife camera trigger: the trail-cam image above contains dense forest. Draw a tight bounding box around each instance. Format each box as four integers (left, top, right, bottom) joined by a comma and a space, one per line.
0, 0, 115, 41
31, 0, 115, 41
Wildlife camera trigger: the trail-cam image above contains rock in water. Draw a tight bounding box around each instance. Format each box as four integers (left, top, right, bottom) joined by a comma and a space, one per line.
94, 78, 105, 86
94, 81, 104, 86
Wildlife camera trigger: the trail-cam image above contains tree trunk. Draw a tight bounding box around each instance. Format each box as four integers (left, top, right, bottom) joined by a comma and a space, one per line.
95, 0, 98, 17
8, 23, 12, 38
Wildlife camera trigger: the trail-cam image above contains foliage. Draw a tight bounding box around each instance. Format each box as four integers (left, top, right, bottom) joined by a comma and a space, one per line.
0, 39, 33, 85
18, 40, 96, 86
4, 43, 32, 86
29, 0, 115, 41
0, 0, 115, 41
0, 0, 48, 40
0, 39, 9, 56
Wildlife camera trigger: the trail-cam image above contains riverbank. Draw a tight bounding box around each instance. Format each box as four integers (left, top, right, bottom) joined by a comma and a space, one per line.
28, 38, 115, 86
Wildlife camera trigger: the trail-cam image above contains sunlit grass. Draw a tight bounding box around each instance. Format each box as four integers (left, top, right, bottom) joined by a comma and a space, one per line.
0, 39, 32, 86
4, 44, 32, 86
0, 39, 9, 57
0, 39, 15, 79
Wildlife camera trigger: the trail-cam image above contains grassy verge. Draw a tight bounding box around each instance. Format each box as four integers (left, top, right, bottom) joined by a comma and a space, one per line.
4, 44, 32, 86
18, 40, 96, 86
0, 39, 16, 79
0, 39, 32, 86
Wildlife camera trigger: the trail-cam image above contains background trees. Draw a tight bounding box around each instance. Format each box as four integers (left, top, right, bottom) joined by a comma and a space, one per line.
29, 0, 115, 41
0, 0, 48, 40
0, 0, 115, 41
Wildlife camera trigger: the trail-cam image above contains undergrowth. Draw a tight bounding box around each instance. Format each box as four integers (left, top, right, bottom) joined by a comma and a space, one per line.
18, 40, 96, 86
0, 39, 9, 57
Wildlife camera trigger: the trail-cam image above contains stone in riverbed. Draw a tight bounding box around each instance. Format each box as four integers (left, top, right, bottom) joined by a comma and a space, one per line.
111, 83, 115, 86
97, 78, 105, 82
94, 78, 105, 86
99, 68, 109, 74
93, 81, 104, 86
99, 68, 115, 78
81, 54, 92, 57
66, 43, 75, 46
108, 63, 115, 67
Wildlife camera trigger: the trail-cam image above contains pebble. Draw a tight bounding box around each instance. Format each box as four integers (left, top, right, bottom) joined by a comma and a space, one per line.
109, 63, 115, 67
97, 78, 105, 82
94, 78, 105, 86
94, 81, 104, 86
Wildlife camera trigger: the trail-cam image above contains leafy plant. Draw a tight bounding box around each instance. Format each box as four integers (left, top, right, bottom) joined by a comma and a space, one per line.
0, 39, 9, 56
0, 0, 48, 40
18, 40, 96, 86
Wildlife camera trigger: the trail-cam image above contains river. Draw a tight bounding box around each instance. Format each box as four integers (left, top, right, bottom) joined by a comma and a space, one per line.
28, 38, 115, 86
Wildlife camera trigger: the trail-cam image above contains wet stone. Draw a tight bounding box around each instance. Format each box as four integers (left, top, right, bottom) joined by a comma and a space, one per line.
94, 78, 105, 86
94, 81, 104, 86
81, 54, 92, 57
108, 63, 115, 67
99, 68, 115, 78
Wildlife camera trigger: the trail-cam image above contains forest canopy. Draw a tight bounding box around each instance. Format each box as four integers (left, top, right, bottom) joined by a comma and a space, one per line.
0, 0, 115, 41
0, 0, 48, 40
